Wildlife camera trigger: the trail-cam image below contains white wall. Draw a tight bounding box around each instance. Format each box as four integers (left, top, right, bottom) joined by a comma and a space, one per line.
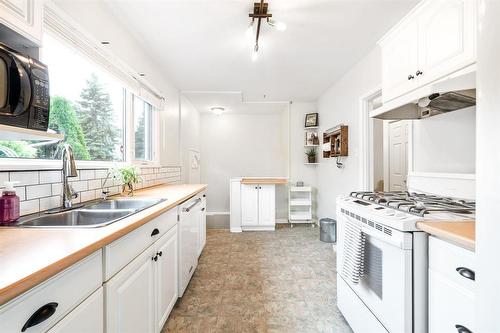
53, 1, 180, 165
476, 1, 500, 330
200, 112, 288, 217
413, 107, 476, 174
180, 95, 201, 183
316, 47, 382, 219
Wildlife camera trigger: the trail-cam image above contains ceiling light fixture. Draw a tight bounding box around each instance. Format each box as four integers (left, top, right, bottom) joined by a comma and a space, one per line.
210, 106, 225, 116
247, 0, 286, 61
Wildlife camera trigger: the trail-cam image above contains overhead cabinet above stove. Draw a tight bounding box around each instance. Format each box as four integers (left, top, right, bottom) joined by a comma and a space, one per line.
379, 0, 477, 104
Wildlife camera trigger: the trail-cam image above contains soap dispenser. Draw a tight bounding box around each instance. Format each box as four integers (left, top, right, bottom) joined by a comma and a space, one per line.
0, 181, 20, 224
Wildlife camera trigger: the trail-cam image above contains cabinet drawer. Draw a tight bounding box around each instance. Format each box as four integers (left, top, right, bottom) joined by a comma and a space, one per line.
47, 287, 103, 333
0, 250, 102, 333
429, 236, 475, 292
429, 269, 475, 333
104, 208, 177, 281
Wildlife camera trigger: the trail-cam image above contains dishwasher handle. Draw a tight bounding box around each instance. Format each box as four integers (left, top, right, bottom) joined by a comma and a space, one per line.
182, 198, 202, 212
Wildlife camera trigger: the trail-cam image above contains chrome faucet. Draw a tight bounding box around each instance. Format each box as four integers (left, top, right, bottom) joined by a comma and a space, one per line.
101, 171, 112, 200
62, 144, 79, 209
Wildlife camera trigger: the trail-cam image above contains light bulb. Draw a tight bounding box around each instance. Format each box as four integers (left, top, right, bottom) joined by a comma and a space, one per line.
251, 44, 259, 62
268, 19, 287, 31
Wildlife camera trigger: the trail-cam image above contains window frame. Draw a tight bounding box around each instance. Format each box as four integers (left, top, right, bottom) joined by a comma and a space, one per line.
0, 6, 162, 170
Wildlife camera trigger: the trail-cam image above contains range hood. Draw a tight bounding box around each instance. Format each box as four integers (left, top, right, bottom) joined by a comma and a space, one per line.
370, 70, 476, 120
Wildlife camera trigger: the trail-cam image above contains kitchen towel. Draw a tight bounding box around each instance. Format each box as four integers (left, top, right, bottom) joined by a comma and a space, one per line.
341, 220, 366, 284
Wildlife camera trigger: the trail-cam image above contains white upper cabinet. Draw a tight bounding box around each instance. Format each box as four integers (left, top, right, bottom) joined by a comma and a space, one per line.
381, 21, 419, 102
380, 0, 477, 102
417, 0, 476, 87
0, 0, 44, 45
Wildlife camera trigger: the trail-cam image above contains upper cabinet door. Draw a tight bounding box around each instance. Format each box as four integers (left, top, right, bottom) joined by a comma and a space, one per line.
417, 0, 476, 86
241, 184, 259, 226
0, 0, 44, 45
381, 21, 419, 102
258, 184, 275, 226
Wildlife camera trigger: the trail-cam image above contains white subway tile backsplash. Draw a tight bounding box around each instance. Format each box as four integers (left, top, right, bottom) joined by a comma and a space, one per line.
26, 184, 52, 200
40, 196, 61, 211
79, 170, 95, 180
39, 171, 61, 184
10, 171, 39, 186
20, 200, 39, 215
71, 180, 88, 192
6, 165, 181, 217
88, 179, 101, 190
80, 190, 96, 202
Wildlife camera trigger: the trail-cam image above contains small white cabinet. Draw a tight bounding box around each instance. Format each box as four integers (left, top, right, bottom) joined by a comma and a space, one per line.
380, 0, 476, 102
0, 0, 44, 45
105, 224, 179, 333
241, 184, 275, 229
428, 236, 475, 333
198, 194, 207, 256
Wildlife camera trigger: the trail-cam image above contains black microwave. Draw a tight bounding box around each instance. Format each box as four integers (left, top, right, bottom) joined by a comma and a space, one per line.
0, 42, 50, 131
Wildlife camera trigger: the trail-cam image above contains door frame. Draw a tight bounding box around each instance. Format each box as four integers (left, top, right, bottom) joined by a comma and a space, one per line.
359, 88, 414, 191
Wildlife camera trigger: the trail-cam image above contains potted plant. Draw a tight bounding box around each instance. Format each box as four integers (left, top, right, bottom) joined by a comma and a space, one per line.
306, 148, 317, 163
112, 165, 142, 196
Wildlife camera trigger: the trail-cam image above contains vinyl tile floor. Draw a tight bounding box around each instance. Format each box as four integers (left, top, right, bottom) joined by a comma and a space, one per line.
162, 225, 352, 333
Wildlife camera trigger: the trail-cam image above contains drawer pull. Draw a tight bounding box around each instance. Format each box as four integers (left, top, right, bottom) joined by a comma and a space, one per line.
151, 228, 160, 237
455, 324, 472, 333
183, 198, 202, 212
22, 302, 58, 332
456, 267, 475, 281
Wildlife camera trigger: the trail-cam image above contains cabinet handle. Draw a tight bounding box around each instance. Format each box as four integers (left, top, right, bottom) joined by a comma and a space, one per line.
22, 302, 58, 332
416, 70, 423, 76
157, 251, 163, 257
151, 228, 160, 237
407, 74, 415, 80
183, 198, 202, 212
201, 207, 205, 211
152, 255, 158, 261
203, 194, 206, 198
456, 267, 475, 281
455, 324, 472, 333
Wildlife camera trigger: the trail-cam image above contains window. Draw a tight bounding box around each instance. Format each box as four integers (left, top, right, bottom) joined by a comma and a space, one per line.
133, 96, 153, 161
0, 33, 126, 161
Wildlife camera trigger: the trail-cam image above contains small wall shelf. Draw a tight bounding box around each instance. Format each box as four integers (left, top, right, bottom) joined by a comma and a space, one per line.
323, 125, 348, 158
0, 125, 64, 141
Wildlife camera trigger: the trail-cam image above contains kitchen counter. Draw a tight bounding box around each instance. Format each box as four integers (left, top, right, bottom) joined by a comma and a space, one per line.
240, 177, 288, 185
417, 220, 475, 251
0, 183, 206, 306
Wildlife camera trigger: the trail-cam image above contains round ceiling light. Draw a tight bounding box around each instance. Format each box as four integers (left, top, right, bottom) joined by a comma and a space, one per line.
210, 107, 225, 116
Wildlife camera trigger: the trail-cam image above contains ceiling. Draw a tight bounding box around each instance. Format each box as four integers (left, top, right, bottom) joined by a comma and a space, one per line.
182, 91, 288, 114
103, 0, 416, 103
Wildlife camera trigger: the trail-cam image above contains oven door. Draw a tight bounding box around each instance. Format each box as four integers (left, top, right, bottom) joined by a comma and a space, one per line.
337, 212, 413, 333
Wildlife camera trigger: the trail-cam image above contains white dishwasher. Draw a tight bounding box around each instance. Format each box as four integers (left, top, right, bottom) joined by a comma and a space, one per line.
178, 196, 201, 296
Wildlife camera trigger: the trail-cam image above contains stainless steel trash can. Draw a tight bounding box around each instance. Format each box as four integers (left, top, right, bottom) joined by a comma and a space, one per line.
319, 218, 336, 243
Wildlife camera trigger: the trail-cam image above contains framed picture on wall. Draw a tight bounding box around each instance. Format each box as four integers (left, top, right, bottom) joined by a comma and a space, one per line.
305, 113, 318, 128
305, 131, 319, 146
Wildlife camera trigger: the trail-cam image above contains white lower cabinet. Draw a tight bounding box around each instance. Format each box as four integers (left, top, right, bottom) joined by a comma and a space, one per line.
105, 225, 178, 333
178, 197, 200, 296
198, 195, 207, 257
428, 236, 475, 333
241, 184, 275, 229
0, 251, 102, 333
47, 287, 103, 333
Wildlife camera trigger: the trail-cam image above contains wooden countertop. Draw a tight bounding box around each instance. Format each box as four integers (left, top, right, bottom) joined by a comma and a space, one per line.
0, 183, 207, 306
417, 220, 475, 251
240, 178, 288, 185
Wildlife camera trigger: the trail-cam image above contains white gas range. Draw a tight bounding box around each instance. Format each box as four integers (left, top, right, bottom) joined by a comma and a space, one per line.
336, 191, 475, 333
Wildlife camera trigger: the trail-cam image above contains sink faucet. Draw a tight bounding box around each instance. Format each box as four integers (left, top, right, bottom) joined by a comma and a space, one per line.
101, 171, 112, 200
62, 144, 79, 209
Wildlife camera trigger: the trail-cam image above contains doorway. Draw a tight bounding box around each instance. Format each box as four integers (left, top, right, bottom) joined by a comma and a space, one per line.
360, 90, 411, 192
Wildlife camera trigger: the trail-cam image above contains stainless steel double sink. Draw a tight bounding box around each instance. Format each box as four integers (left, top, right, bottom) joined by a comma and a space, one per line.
15, 198, 165, 228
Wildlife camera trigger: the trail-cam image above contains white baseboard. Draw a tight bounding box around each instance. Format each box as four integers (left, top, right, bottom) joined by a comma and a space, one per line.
230, 227, 242, 233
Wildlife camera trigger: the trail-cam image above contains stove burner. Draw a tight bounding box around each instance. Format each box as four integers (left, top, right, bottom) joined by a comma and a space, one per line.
349, 191, 475, 217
